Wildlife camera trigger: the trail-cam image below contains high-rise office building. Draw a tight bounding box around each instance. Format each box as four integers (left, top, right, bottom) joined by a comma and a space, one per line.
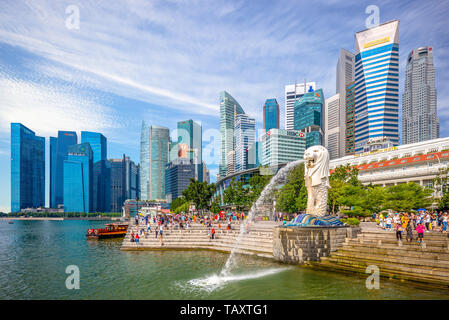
234, 114, 256, 172
109, 154, 139, 212
81, 131, 111, 212
324, 94, 342, 160
177, 120, 202, 164
293, 89, 324, 148
202, 161, 210, 184
219, 91, 245, 177
336, 48, 355, 158
402, 46, 439, 145
49, 131, 77, 208
10, 123, 45, 213
263, 99, 279, 132
165, 158, 198, 203
140, 123, 170, 201
285, 82, 316, 131
248, 140, 261, 169
63, 143, 93, 213
354, 20, 400, 153
345, 82, 356, 155
226, 150, 236, 176
261, 129, 306, 167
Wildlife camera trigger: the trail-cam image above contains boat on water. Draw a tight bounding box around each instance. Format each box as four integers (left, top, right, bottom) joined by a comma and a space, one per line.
8, 221, 14, 224
86, 223, 128, 239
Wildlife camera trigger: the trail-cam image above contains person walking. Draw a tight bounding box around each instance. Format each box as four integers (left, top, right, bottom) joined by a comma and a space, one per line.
159, 225, 164, 245
406, 219, 413, 242
211, 227, 215, 240
155, 226, 159, 239
396, 222, 403, 241
416, 223, 425, 243
135, 233, 140, 244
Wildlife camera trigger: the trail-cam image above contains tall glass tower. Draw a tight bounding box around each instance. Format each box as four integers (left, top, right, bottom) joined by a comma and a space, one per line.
293, 89, 324, 149
234, 114, 256, 172
140, 122, 170, 201
63, 143, 93, 213
354, 20, 400, 153
177, 119, 202, 164
81, 131, 110, 212
402, 46, 439, 144
219, 91, 245, 178
50, 131, 77, 208
10, 123, 45, 213
263, 99, 279, 132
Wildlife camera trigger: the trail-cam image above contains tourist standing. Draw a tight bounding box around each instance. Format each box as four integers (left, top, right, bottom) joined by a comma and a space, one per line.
396, 222, 403, 241
159, 225, 164, 245
406, 219, 413, 242
211, 227, 215, 240
386, 215, 392, 230
135, 233, 140, 244
416, 223, 425, 243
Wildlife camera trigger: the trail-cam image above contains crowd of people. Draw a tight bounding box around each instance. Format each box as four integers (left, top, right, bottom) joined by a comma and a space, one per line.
129, 211, 247, 245
374, 210, 449, 243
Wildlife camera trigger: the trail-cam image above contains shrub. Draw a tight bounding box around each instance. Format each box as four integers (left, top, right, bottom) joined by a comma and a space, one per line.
340, 217, 360, 226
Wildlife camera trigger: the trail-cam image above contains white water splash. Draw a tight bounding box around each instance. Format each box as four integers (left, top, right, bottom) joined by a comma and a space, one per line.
188, 267, 292, 292
220, 160, 305, 275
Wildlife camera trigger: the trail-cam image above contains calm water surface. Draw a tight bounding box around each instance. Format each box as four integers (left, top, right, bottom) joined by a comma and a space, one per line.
0, 220, 448, 300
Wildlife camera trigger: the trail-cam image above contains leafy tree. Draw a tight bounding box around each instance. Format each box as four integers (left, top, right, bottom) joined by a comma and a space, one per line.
363, 185, 386, 214
210, 197, 221, 214
383, 182, 434, 212
331, 164, 361, 186
276, 163, 307, 213
434, 167, 449, 210
170, 197, 187, 211
174, 201, 191, 214
247, 174, 272, 205
182, 179, 216, 213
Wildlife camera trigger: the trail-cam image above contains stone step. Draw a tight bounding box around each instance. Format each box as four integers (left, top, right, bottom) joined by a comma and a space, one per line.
313, 259, 449, 288
331, 249, 449, 270
121, 242, 272, 254
348, 237, 449, 249
341, 243, 449, 260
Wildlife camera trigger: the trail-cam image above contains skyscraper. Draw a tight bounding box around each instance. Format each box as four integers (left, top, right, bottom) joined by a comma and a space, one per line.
165, 158, 197, 203
81, 131, 111, 212
109, 155, 139, 212
140, 123, 170, 201
10, 123, 45, 213
263, 99, 279, 132
293, 88, 324, 149
261, 129, 306, 167
177, 120, 202, 164
284, 82, 316, 131
402, 46, 439, 144
354, 20, 400, 153
324, 94, 342, 159
336, 48, 355, 158
234, 113, 256, 172
345, 82, 356, 155
49, 131, 77, 208
63, 143, 93, 213
219, 91, 245, 177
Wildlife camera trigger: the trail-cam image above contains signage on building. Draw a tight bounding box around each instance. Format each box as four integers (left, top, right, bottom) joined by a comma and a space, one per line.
354, 146, 398, 158
363, 37, 390, 49
178, 144, 189, 158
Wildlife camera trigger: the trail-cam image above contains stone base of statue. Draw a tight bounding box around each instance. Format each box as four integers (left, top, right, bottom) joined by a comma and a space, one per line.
286, 213, 344, 227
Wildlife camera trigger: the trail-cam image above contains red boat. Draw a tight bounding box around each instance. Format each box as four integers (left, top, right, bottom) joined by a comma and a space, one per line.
86, 223, 128, 239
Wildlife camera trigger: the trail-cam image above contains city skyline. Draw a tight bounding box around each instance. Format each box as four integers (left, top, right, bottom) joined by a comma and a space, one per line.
1, 0, 449, 211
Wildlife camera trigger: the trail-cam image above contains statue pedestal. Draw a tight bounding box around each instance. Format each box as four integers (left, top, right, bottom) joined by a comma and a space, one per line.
272, 226, 350, 264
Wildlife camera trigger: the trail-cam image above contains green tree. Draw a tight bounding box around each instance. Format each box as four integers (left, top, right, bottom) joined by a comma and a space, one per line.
276, 163, 307, 213
247, 174, 272, 205
210, 197, 221, 214
383, 182, 434, 212
174, 201, 191, 214
364, 185, 386, 214
182, 179, 216, 213
434, 167, 449, 210
170, 197, 187, 211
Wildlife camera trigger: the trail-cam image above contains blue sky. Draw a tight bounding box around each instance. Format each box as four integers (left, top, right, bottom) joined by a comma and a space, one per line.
0, 0, 448, 212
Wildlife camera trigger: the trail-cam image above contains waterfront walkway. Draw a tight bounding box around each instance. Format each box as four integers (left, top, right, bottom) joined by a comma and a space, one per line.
120, 220, 279, 259
310, 224, 449, 289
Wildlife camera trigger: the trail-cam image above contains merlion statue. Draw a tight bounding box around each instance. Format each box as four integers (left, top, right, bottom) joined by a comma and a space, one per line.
304, 145, 330, 217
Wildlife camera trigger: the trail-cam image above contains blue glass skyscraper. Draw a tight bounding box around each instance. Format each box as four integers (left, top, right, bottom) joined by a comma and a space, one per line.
354, 20, 400, 153
50, 131, 77, 208
293, 88, 325, 148
177, 119, 202, 165
10, 123, 45, 212
81, 131, 111, 212
63, 143, 93, 213
263, 99, 279, 132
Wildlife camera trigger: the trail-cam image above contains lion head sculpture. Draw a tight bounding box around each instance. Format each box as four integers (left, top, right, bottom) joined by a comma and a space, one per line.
304, 145, 330, 187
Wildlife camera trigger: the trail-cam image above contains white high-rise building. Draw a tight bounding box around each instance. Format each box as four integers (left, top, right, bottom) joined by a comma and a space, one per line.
234, 114, 256, 172
324, 94, 342, 160
284, 82, 316, 131
402, 46, 439, 145
354, 20, 400, 153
